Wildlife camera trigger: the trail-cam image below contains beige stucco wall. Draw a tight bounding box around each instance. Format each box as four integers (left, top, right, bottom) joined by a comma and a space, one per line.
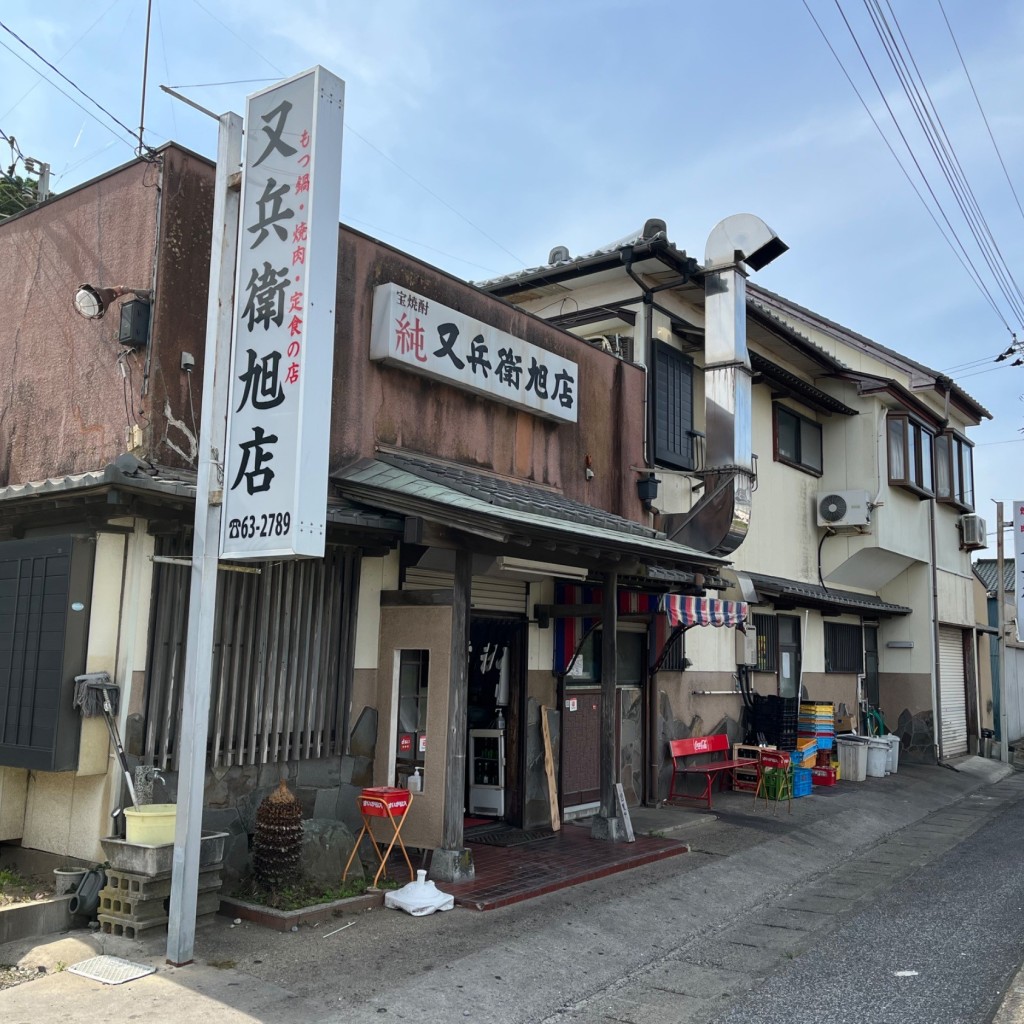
374, 604, 454, 850
0, 768, 28, 841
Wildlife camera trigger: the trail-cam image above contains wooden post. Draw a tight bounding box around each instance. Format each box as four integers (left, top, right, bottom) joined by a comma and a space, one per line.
540, 706, 561, 831
432, 547, 475, 880
592, 571, 626, 840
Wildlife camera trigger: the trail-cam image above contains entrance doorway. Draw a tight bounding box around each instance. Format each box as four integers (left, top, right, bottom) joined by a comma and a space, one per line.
561, 627, 648, 814
467, 616, 524, 825
777, 614, 801, 698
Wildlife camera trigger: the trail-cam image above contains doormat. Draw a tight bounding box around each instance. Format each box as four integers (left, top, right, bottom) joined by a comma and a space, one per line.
464, 817, 495, 829
466, 826, 557, 848
67, 955, 156, 985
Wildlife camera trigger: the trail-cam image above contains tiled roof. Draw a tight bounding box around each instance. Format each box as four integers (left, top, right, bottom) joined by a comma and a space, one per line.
332, 453, 727, 571
0, 455, 402, 534
745, 571, 911, 617
974, 559, 1015, 594
381, 451, 654, 538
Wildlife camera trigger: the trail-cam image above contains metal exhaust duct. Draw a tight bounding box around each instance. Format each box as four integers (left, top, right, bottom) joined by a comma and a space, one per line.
662, 214, 787, 557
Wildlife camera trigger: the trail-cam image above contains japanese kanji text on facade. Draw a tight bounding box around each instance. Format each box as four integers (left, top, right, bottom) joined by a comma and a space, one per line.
1014, 500, 1024, 643
221, 67, 344, 559
370, 283, 579, 423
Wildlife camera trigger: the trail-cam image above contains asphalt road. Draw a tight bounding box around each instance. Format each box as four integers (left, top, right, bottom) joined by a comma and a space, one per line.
3, 762, 1023, 1024
707, 795, 1024, 1024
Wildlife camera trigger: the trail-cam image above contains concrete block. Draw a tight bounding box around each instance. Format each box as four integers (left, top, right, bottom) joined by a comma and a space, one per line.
339, 754, 374, 787
313, 787, 342, 819
296, 757, 342, 789
349, 706, 378, 759
301, 818, 361, 885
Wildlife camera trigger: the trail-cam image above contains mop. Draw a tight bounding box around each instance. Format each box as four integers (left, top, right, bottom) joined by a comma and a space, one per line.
73, 672, 139, 809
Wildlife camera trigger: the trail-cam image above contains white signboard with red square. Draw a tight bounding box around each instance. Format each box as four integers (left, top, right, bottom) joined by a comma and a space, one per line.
370, 282, 578, 423
221, 66, 344, 559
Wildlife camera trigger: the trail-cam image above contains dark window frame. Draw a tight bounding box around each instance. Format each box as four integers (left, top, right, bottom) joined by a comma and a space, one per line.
753, 612, 778, 673
653, 341, 695, 471
824, 621, 864, 673
934, 428, 975, 512
887, 413, 935, 498
773, 403, 823, 477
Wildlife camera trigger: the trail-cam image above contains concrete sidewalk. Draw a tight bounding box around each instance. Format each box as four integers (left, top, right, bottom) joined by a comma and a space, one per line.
0, 755, 1018, 1024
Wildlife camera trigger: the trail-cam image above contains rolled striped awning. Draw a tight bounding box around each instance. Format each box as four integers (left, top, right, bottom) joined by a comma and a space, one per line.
661, 595, 748, 628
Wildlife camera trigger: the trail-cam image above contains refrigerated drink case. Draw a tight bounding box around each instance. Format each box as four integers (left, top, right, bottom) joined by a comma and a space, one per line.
468, 728, 505, 817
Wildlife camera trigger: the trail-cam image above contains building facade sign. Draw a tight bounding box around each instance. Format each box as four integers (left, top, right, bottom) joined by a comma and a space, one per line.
370, 282, 579, 423
221, 66, 345, 559
1014, 500, 1024, 642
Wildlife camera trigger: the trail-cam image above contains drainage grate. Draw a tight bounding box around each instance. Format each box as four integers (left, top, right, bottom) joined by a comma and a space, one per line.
68, 955, 156, 985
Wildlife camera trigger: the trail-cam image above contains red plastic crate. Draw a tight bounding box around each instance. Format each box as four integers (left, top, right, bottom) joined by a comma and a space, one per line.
360, 786, 411, 816
811, 766, 837, 787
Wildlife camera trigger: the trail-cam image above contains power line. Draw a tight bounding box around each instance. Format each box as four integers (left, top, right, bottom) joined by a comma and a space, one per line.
834, 0, 1019, 329
801, 0, 1011, 333
0, 0, 123, 124
867, 0, 1024, 325
0, 18, 144, 150
938, 0, 1024, 229
0, 37, 137, 152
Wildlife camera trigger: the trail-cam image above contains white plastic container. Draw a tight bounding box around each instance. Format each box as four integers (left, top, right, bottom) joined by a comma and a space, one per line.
836, 736, 868, 782
884, 734, 900, 774
866, 739, 889, 778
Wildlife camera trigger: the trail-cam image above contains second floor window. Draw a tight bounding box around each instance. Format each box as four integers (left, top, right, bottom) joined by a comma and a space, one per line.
887, 414, 934, 497
654, 341, 695, 470
935, 430, 975, 511
774, 404, 822, 475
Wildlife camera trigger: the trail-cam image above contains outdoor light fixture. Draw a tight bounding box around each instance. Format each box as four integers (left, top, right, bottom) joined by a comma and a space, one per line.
73, 284, 154, 349
73, 284, 153, 321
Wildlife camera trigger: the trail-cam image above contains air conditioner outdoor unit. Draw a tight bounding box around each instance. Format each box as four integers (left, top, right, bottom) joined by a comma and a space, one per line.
816, 489, 871, 528
959, 513, 987, 551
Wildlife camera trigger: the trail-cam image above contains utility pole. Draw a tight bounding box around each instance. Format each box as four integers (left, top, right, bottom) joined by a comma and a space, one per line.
165, 109, 242, 966
996, 501, 1010, 764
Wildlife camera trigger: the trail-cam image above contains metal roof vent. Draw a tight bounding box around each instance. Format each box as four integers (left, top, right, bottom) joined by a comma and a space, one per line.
548, 245, 571, 264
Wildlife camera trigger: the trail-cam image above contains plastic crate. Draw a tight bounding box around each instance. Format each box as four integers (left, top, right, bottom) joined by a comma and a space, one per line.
793, 767, 813, 797
811, 765, 837, 787
761, 767, 793, 801
815, 734, 834, 751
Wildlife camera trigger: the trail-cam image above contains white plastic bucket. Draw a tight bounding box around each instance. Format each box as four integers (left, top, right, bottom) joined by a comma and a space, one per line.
866, 739, 888, 777
884, 734, 900, 774
836, 737, 868, 782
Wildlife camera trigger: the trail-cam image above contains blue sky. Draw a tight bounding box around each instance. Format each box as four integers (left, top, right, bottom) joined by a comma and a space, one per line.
3, 1, 1023, 554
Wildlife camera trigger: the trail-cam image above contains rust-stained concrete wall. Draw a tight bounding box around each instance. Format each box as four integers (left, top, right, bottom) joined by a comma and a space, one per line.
0, 148, 216, 486
330, 230, 649, 521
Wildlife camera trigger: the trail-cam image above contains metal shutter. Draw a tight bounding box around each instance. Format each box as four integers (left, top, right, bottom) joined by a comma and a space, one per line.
403, 568, 527, 614
938, 626, 968, 758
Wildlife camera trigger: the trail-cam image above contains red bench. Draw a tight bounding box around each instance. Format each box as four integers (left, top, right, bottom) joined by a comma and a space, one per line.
667, 734, 758, 811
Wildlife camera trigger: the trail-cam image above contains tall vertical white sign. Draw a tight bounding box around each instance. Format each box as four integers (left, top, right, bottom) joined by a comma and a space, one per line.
1014, 501, 1024, 642
221, 66, 344, 559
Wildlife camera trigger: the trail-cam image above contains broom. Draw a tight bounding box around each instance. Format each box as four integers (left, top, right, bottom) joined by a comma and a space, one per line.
73, 672, 138, 809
